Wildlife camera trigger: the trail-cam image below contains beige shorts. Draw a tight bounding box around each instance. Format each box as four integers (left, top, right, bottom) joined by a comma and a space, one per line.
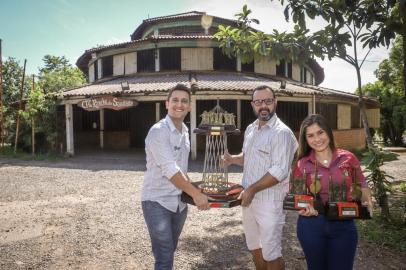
242, 200, 286, 261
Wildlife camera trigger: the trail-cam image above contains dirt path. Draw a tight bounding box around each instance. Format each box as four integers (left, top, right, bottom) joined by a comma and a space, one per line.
0, 152, 405, 270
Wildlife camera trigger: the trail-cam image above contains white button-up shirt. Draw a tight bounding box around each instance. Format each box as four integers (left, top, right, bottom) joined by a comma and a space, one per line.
242, 114, 298, 202
141, 115, 190, 212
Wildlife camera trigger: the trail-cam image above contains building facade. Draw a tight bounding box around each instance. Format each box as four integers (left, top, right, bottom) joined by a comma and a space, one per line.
60, 11, 380, 158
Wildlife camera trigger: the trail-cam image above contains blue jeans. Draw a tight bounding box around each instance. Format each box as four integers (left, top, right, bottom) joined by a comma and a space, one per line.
142, 201, 188, 270
297, 215, 358, 270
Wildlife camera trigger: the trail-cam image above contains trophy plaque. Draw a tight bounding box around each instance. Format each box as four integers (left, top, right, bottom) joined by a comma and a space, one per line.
181, 101, 243, 208
326, 169, 371, 220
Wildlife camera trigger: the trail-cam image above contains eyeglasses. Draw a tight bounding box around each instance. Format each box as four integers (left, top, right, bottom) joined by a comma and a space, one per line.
252, 98, 275, 106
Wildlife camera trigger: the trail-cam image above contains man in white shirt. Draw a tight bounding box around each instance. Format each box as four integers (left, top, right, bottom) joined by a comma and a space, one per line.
142, 84, 210, 270
223, 85, 298, 270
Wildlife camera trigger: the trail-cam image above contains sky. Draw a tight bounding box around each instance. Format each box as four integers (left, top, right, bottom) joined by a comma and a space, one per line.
0, 0, 391, 93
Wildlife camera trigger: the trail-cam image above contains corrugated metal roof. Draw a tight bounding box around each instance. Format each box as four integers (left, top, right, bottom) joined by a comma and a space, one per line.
61, 72, 327, 98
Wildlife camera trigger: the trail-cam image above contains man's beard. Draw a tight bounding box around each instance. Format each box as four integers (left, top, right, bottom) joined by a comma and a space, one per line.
254, 107, 275, 122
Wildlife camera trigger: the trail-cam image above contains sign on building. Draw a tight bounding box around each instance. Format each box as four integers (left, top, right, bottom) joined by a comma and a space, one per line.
78, 96, 138, 111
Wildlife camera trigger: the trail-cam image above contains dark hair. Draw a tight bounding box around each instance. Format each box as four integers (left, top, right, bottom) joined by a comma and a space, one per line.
167, 83, 191, 101
297, 114, 336, 160
252, 85, 275, 100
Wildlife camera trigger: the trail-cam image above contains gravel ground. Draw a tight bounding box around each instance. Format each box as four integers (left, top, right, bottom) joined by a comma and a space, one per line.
0, 151, 405, 270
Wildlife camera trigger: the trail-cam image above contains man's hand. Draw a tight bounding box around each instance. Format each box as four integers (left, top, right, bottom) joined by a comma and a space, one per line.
192, 192, 210, 210
362, 199, 374, 218
238, 187, 255, 207
220, 149, 233, 167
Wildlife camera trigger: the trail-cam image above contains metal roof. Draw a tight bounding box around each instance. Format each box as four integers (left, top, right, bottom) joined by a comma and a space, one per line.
61, 72, 330, 98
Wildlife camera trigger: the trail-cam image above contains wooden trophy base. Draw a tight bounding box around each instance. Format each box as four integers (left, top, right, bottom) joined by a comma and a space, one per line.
181, 181, 243, 208
326, 201, 371, 220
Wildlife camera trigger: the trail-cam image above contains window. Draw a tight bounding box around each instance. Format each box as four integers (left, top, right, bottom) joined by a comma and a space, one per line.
105, 109, 130, 131
276, 60, 292, 78
213, 48, 236, 71
241, 100, 257, 131
94, 60, 98, 80
241, 61, 254, 72
160, 48, 181, 71
277, 101, 308, 132
351, 106, 361, 128
102, 55, 113, 77
300, 66, 308, 83
137, 49, 155, 72
316, 103, 338, 129
81, 110, 99, 131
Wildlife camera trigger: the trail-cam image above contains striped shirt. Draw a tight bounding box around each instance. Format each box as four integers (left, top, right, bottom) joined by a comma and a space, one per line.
242, 114, 298, 202
141, 115, 190, 213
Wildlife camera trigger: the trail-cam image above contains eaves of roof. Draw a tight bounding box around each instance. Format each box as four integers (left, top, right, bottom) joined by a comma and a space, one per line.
60, 72, 377, 108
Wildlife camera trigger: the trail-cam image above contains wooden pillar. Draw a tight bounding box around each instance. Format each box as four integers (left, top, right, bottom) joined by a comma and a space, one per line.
155, 49, 160, 72
312, 94, 316, 114
100, 109, 104, 149
191, 96, 197, 160
155, 102, 160, 122
237, 99, 241, 130
237, 55, 242, 72
65, 104, 74, 156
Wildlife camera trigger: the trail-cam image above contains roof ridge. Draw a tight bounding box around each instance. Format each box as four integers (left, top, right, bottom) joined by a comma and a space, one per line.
145, 11, 204, 22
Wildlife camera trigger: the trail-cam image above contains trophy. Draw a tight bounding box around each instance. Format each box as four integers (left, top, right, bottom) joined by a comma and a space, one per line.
283, 164, 324, 213
283, 169, 314, 210
326, 168, 371, 220
181, 101, 243, 208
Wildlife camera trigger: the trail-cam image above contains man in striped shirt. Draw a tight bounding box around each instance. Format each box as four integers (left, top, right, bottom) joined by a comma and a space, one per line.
223, 85, 298, 270
142, 84, 210, 270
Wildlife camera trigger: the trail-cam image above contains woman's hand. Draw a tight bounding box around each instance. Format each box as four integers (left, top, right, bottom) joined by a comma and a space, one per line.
298, 205, 319, 217
361, 187, 374, 217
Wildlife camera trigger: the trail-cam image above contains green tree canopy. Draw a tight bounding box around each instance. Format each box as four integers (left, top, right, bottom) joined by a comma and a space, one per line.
362, 36, 405, 146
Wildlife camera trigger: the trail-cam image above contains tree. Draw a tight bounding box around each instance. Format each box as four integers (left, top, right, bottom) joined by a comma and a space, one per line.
20, 76, 47, 154
36, 55, 86, 151
2, 58, 31, 146
215, 3, 395, 218
362, 36, 406, 146
355, 1, 406, 97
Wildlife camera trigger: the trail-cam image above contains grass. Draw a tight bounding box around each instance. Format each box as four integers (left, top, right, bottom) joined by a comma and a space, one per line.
0, 145, 63, 161
357, 195, 406, 252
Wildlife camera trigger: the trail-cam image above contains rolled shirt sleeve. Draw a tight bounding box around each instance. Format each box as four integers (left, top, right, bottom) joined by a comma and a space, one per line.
267, 129, 299, 182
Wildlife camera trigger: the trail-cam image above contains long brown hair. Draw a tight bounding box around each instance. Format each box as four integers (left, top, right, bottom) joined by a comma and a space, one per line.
297, 114, 336, 160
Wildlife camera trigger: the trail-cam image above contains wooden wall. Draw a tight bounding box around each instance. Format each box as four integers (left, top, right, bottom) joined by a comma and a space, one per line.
181, 48, 213, 70
337, 104, 351, 130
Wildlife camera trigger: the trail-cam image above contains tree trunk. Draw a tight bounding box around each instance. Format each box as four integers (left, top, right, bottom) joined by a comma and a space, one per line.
32, 118, 35, 156
400, 3, 406, 98
356, 66, 374, 149
14, 59, 26, 153
378, 188, 390, 220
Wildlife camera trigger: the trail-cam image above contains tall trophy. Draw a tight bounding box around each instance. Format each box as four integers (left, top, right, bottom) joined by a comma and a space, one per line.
326, 168, 371, 220
181, 101, 243, 208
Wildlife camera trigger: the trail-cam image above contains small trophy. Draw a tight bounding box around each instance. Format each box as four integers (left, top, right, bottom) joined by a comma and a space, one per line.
283, 169, 315, 210
326, 168, 371, 220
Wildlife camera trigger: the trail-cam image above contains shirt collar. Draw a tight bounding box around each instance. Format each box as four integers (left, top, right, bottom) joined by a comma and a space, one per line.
306, 148, 342, 165
165, 115, 188, 134
253, 114, 278, 129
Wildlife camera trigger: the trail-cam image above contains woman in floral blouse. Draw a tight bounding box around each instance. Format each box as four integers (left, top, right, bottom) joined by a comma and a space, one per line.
293, 114, 373, 270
